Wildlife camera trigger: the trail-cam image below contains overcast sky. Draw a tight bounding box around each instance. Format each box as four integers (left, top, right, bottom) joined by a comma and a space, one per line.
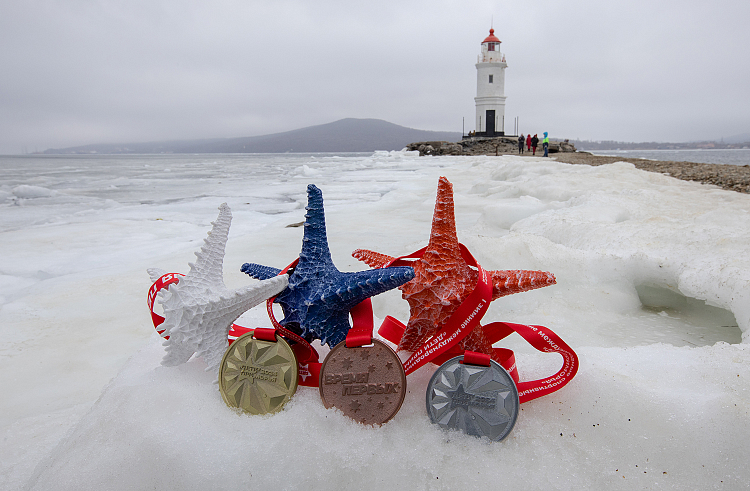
1, 0, 749, 154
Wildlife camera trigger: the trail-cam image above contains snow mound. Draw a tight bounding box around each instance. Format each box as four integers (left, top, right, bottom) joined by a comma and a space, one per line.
12, 185, 55, 199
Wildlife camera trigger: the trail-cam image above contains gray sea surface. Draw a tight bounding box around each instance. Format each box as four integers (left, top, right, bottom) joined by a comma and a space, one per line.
590, 148, 750, 166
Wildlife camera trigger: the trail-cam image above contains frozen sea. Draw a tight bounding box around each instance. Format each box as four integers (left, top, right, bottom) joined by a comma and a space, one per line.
589, 148, 750, 167
1, 152, 749, 490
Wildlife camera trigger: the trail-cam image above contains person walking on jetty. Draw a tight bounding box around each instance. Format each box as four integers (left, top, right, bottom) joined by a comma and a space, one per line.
518, 134, 525, 154
543, 132, 549, 157
526, 134, 531, 152
531, 134, 539, 155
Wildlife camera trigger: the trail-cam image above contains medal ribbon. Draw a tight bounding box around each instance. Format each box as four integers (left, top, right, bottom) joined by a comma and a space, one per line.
147, 268, 322, 387
263, 259, 378, 386
376, 243, 578, 403
382, 244, 492, 375
262, 259, 325, 387
482, 321, 578, 403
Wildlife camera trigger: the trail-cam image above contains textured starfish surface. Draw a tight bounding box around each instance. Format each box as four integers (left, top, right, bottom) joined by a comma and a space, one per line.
241, 184, 414, 348
148, 203, 289, 374
353, 177, 556, 355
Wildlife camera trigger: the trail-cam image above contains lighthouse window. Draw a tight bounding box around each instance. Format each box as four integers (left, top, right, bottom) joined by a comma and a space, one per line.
489, 74, 494, 83
488, 43, 495, 51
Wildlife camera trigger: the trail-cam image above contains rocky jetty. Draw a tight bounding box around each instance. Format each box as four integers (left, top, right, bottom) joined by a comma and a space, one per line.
405, 137, 749, 194
406, 137, 576, 156
554, 152, 750, 194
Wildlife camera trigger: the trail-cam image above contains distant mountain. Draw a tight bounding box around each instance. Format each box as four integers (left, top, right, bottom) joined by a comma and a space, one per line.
42, 119, 463, 154
723, 133, 750, 144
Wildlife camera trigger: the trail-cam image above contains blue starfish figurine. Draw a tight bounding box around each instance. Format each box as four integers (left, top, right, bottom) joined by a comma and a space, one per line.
241, 184, 414, 347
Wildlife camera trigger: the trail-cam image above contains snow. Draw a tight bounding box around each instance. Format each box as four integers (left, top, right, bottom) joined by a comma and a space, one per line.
1, 152, 749, 490
11, 185, 55, 199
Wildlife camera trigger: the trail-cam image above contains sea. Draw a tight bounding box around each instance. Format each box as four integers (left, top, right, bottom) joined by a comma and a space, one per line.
586, 148, 750, 166
3, 150, 750, 490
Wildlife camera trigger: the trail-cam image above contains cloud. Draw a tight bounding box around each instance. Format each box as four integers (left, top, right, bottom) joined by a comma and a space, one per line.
1, 0, 749, 153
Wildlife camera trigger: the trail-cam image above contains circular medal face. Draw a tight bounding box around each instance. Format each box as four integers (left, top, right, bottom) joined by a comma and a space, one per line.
426, 355, 519, 441
219, 332, 298, 415
319, 339, 406, 425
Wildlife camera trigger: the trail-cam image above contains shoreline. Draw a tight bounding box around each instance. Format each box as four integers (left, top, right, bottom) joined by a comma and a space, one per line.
552, 151, 750, 194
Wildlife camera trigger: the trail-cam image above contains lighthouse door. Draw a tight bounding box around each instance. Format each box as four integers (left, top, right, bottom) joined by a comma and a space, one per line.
486, 110, 495, 135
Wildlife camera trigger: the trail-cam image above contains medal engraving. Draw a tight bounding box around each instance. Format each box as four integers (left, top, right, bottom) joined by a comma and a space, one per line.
319, 339, 406, 425
219, 332, 298, 415
426, 355, 519, 441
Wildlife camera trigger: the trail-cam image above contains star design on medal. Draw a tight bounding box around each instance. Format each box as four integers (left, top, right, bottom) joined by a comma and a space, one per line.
446, 384, 470, 406
220, 336, 296, 414
353, 176, 556, 358
429, 361, 516, 441
241, 184, 414, 347
342, 357, 353, 370
350, 400, 361, 413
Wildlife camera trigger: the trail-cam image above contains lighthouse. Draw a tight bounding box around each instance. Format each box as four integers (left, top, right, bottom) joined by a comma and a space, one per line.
474, 28, 507, 136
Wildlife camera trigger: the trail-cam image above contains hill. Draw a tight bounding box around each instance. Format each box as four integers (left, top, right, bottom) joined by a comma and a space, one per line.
42, 119, 463, 154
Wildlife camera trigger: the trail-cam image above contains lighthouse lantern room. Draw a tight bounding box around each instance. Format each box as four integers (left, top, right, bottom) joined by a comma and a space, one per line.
474, 28, 507, 136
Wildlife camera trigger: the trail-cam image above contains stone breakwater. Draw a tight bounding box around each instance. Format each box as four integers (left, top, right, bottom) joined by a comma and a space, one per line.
406, 138, 750, 194
553, 152, 750, 194
407, 138, 576, 157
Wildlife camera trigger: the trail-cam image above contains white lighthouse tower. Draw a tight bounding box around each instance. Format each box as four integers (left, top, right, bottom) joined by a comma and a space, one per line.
474, 28, 507, 136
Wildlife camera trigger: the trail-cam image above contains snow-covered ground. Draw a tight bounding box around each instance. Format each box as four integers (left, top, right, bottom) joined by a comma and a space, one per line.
1, 152, 749, 490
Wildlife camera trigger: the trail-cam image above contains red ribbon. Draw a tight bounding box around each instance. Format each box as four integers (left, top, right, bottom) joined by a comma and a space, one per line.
262, 259, 377, 387
147, 272, 184, 338
375, 243, 578, 403
381, 244, 492, 375
378, 317, 578, 404
264, 259, 322, 369
147, 271, 321, 387
345, 300, 375, 347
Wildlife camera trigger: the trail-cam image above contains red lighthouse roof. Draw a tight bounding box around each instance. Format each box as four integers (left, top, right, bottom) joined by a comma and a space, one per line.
482, 28, 501, 44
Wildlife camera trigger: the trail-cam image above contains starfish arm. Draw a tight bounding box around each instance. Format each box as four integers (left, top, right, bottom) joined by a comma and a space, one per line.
251, 184, 415, 349
162, 275, 289, 371
147, 267, 168, 283
155, 203, 290, 371
305, 311, 352, 347
160, 295, 201, 366
329, 267, 415, 307
240, 263, 283, 280
185, 203, 232, 290
295, 184, 334, 271
196, 275, 290, 373
490, 270, 556, 300
426, 177, 462, 258
351, 249, 396, 269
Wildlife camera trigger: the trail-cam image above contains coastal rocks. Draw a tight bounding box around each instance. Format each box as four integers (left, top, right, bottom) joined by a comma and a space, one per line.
405, 139, 749, 195
406, 141, 463, 156
407, 138, 576, 156
553, 140, 577, 153
459, 137, 518, 156
554, 152, 750, 194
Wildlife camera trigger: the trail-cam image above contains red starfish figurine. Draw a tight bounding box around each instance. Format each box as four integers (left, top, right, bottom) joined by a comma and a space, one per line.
353, 176, 556, 357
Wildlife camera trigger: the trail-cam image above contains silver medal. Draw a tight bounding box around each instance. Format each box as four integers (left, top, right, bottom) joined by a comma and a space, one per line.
426, 355, 519, 441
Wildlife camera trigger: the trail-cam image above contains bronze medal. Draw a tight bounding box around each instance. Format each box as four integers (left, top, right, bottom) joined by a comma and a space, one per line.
319, 339, 406, 425
218, 332, 298, 415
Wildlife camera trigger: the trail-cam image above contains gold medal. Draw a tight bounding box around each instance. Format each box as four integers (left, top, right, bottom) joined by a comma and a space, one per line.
319, 339, 406, 425
218, 332, 298, 415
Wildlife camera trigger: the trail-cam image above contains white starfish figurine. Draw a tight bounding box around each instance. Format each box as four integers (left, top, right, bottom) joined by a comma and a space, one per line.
148, 203, 288, 374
